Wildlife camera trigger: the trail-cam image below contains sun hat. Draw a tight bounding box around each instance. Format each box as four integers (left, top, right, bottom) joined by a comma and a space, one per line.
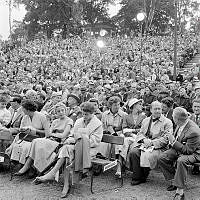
128, 98, 143, 108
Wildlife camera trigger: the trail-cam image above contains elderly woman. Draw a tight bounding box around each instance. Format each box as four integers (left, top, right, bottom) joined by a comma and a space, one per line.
33, 102, 103, 198
6, 100, 50, 165
15, 102, 73, 175
115, 98, 146, 178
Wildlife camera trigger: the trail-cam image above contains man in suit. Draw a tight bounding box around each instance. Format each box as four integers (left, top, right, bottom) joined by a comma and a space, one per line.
129, 101, 173, 185
161, 97, 176, 130
8, 95, 24, 135
188, 98, 200, 174
158, 107, 200, 200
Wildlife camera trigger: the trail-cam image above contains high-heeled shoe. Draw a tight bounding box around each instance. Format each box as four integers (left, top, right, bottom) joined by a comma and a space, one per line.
32, 176, 55, 185
14, 171, 28, 176
61, 185, 73, 199
32, 177, 43, 185
115, 171, 122, 179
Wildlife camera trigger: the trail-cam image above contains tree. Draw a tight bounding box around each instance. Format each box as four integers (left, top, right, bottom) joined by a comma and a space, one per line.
12, 0, 114, 40
114, 0, 175, 35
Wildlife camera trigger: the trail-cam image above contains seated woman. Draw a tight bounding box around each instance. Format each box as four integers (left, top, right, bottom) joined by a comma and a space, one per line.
88, 98, 102, 120
0, 95, 11, 128
6, 100, 50, 166
15, 102, 73, 175
33, 102, 103, 198
98, 95, 127, 177
0, 95, 12, 151
41, 91, 63, 121
115, 98, 146, 177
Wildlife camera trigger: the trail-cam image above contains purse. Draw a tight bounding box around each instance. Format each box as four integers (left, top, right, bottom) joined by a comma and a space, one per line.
18, 132, 39, 142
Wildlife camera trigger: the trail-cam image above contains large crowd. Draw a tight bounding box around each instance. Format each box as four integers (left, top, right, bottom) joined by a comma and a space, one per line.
0, 33, 199, 199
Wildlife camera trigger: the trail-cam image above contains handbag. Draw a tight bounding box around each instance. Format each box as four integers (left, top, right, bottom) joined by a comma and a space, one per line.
18, 132, 39, 142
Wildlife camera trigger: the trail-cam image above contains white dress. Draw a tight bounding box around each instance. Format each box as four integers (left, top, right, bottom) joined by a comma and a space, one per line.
9, 111, 50, 164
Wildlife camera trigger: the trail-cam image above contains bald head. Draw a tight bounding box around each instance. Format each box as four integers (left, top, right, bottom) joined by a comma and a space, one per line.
173, 107, 189, 126
150, 101, 162, 118
151, 101, 162, 108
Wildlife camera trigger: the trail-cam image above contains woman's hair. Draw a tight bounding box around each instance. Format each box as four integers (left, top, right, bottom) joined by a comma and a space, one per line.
21, 99, 38, 112
81, 102, 95, 114
161, 97, 174, 108
54, 102, 67, 113
108, 96, 121, 107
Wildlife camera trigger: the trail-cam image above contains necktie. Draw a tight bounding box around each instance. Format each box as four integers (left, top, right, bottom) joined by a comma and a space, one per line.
174, 127, 180, 139
152, 117, 160, 122
146, 117, 153, 139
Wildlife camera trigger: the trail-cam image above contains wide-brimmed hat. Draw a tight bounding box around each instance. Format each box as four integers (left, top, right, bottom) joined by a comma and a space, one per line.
128, 98, 143, 108
67, 94, 81, 104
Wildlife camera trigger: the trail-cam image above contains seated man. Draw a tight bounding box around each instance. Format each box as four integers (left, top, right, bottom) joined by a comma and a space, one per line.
158, 107, 200, 200
129, 101, 173, 185
190, 98, 200, 174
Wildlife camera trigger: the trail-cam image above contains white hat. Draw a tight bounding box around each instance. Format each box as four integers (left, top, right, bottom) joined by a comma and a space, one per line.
194, 84, 200, 91
128, 98, 143, 108
52, 91, 62, 98
104, 84, 111, 90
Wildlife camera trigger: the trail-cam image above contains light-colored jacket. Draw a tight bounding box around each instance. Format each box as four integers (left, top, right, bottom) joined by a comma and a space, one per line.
137, 114, 173, 149
69, 115, 103, 152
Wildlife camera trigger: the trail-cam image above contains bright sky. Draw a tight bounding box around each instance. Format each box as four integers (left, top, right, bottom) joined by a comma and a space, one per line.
0, 2, 26, 40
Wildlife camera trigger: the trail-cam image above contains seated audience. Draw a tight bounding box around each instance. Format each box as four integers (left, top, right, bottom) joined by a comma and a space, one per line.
33, 102, 103, 198
15, 102, 73, 176
6, 100, 50, 166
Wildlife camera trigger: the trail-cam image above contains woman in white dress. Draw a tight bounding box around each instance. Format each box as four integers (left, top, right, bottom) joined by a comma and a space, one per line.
6, 100, 50, 165
15, 102, 73, 175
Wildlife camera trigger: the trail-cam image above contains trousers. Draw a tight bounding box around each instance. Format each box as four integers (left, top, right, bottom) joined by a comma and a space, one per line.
158, 148, 197, 188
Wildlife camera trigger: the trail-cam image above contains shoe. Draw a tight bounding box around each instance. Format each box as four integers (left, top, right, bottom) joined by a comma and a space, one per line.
32, 177, 43, 185
131, 179, 146, 186
14, 171, 26, 176
167, 185, 177, 191
61, 186, 72, 198
173, 193, 185, 200
115, 171, 122, 179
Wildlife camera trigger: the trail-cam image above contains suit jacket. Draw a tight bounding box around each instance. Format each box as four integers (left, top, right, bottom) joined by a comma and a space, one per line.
137, 114, 173, 149
122, 112, 146, 133
190, 113, 200, 127
8, 107, 24, 128
172, 120, 200, 160
166, 109, 176, 130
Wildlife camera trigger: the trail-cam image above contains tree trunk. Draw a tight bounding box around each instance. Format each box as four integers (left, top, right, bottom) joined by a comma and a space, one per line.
9, 0, 12, 37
